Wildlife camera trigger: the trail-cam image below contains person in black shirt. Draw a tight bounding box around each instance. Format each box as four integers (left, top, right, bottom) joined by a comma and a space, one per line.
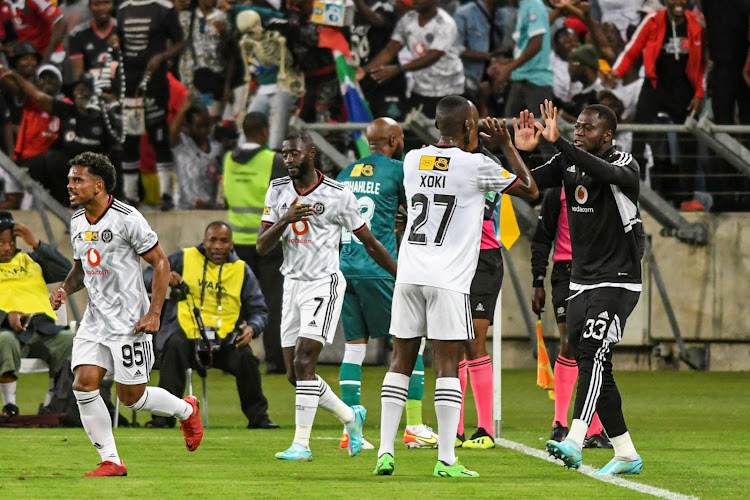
116, 0, 185, 209
68, 0, 118, 84
517, 100, 644, 476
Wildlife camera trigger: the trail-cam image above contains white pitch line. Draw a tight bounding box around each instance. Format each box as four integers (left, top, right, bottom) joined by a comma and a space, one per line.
495, 437, 698, 500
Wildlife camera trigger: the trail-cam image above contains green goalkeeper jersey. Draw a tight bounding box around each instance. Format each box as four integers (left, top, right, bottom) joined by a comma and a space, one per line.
337, 153, 406, 280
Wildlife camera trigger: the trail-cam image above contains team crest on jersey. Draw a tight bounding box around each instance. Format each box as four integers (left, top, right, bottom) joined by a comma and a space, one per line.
313, 202, 325, 215
101, 229, 113, 243
575, 185, 588, 204
419, 156, 450, 171
351, 163, 374, 177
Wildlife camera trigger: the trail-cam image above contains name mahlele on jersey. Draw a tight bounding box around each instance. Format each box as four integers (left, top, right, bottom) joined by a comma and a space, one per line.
341, 180, 381, 195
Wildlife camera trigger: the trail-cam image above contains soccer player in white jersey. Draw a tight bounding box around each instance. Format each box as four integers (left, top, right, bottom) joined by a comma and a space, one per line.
49, 152, 204, 477
257, 132, 397, 462
373, 96, 539, 478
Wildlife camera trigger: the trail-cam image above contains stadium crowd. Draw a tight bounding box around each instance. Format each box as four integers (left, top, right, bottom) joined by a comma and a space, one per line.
0, 0, 748, 213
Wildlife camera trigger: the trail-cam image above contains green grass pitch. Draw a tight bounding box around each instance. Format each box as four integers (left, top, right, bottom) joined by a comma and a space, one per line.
1, 367, 748, 498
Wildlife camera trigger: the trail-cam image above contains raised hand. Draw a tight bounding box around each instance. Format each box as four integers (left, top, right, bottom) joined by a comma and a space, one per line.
480, 117, 512, 151
536, 99, 560, 143
513, 109, 542, 152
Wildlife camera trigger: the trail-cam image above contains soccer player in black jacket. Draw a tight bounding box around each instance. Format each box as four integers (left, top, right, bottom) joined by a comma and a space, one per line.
516, 100, 645, 475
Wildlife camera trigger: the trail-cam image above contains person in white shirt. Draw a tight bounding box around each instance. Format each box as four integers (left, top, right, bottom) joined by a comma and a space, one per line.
373, 95, 538, 478
257, 132, 397, 462
49, 152, 204, 477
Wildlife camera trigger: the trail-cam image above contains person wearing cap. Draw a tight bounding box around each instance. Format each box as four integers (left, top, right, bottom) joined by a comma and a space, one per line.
221, 111, 287, 374
0, 212, 74, 417
2, 42, 42, 128
560, 44, 604, 123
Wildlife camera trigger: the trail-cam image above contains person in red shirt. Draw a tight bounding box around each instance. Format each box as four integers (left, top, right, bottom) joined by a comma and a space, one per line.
611, 0, 706, 210
2, 0, 67, 64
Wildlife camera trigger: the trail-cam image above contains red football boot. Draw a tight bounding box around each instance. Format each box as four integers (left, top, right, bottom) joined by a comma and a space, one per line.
180, 395, 203, 452
83, 461, 127, 477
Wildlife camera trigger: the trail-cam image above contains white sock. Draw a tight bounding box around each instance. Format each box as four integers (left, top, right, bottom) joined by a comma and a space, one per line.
342, 343, 367, 365
1, 381, 16, 406
156, 163, 173, 197
121, 168, 139, 200
317, 375, 354, 424
294, 380, 319, 448
74, 389, 120, 465
377, 372, 409, 458
44, 378, 55, 406
435, 377, 462, 465
126, 387, 193, 421
610, 431, 638, 460
419, 337, 426, 356
567, 419, 588, 448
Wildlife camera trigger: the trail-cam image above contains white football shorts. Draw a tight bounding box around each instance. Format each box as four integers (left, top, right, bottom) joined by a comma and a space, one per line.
280, 271, 346, 348
72, 333, 154, 385
390, 283, 475, 341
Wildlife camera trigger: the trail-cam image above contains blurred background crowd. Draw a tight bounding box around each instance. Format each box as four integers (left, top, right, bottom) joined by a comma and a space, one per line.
0, 0, 748, 213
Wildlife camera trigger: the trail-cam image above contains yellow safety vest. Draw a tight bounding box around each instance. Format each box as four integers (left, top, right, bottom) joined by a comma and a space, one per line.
176, 247, 245, 339
223, 149, 277, 245
0, 252, 58, 321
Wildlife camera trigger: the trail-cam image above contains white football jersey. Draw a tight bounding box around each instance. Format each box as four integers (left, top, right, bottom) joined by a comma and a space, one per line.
262, 172, 366, 281
70, 197, 159, 340
397, 145, 519, 293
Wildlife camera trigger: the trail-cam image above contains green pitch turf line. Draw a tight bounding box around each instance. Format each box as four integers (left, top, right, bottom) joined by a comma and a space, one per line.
495, 437, 698, 500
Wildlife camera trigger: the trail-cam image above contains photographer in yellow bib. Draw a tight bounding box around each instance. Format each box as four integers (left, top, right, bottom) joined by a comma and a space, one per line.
0, 212, 73, 416
143, 221, 278, 429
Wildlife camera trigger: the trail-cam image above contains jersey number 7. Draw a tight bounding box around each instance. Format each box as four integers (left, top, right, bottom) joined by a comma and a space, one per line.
407, 194, 457, 246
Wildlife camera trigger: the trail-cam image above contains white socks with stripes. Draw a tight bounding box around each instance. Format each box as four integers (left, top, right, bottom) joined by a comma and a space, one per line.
125, 387, 193, 421
317, 375, 354, 424
378, 372, 410, 458
74, 389, 121, 465
294, 380, 319, 448
435, 377, 462, 466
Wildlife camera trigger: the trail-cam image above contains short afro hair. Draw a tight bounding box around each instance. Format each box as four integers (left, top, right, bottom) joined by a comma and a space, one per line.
69, 152, 117, 194
585, 104, 618, 135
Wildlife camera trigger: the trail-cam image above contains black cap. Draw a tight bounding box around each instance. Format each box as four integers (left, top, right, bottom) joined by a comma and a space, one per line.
10, 42, 41, 64
0, 211, 14, 233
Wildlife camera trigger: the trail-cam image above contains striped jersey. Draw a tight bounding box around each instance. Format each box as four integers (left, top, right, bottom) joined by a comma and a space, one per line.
71, 196, 159, 340
262, 171, 366, 281
397, 145, 519, 294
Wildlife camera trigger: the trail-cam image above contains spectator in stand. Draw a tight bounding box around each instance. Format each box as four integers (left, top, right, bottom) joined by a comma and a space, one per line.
487, 0, 553, 119
597, 88, 632, 152
454, 0, 508, 117
362, 0, 464, 119
591, 0, 643, 42
116, 0, 185, 209
180, 0, 234, 124
68, 0, 117, 84
611, 0, 706, 210
2, 0, 67, 64
0, 166, 32, 209
351, 0, 408, 120
0, 67, 115, 205
0, 88, 13, 156
560, 44, 603, 123
2, 43, 42, 152
169, 96, 222, 210
550, 26, 581, 102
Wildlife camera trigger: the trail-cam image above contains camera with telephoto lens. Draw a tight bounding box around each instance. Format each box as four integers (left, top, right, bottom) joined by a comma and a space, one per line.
170, 281, 191, 301
197, 328, 239, 353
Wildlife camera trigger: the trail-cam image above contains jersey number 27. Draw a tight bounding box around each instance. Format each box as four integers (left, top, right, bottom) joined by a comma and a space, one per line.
407, 193, 456, 245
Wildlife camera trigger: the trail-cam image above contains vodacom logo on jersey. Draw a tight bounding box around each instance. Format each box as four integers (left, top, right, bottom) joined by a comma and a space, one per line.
290, 220, 312, 244
86, 248, 109, 275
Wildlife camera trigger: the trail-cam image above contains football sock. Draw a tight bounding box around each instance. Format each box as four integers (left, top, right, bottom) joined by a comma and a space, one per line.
125, 387, 192, 421
435, 377, 462, 465
457, 360, 467, 436
74, 389, 120, 465
44, 377, 55, 406
405, 339, 425, 426
339, 343, 366, 407
1, 381, 17, 406
468, 355, 493, 436
567, 418, 588, 448
156, 162, 173, 197
553, 356, 578, 427
378, 372, 409, 457
610, 431, 638, 460
317, 375, 354, 424
121, 164, 139, 201
587, 412, 604, 437
294, 380, 319, 448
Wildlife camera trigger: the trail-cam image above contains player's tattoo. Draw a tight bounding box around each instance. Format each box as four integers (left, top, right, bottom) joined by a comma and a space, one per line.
61, 261, 86, 295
